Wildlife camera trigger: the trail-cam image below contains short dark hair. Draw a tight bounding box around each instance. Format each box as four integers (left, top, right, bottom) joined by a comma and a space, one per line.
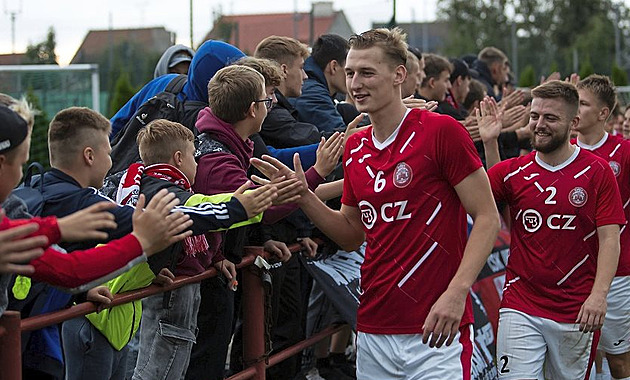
421, 54, 453, 87
48, 107, 111, 167
531, 80, 579, 117
463, 79, 487, 110
311, 34, 349, 70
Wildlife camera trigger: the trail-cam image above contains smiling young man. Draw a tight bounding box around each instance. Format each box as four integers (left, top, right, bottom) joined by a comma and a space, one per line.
485, 80, 625, 379
279, 28, 500, 379
574, 75, 630, 380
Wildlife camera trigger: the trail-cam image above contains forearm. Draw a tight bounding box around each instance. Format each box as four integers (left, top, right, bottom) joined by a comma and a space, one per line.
299, 191, 364, 251
592, 232, 620, 296
447, 212, 500, 293
482, 139, 501, 169
314, 180, 343, 201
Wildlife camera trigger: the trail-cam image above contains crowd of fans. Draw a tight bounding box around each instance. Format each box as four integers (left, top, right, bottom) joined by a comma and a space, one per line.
1, 26, 630, 380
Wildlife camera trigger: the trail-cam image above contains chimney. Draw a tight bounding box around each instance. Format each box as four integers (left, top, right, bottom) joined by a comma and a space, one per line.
312, 1, 334, 18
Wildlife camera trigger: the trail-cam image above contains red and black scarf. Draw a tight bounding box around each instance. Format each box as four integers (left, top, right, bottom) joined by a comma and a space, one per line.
116, 163, 208, 257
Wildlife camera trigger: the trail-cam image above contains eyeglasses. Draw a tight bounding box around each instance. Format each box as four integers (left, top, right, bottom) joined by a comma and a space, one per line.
254, 97, 273, 110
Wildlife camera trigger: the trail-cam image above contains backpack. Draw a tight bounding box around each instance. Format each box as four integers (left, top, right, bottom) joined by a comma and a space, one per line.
109, 74, 206, 175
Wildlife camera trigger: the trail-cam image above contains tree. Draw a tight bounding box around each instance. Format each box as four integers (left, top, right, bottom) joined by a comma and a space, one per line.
25, 27, 57, 65
25, 89, 51, 168
519, 65, 536, 87
612, 64, 629, 85
579, 59, 595, 79
108, 71, 136, 118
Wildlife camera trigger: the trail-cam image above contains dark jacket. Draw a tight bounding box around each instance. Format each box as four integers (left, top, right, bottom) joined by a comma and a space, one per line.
292, 56, 346, 133
260, 89, 322, 148
471, 60, 499, 100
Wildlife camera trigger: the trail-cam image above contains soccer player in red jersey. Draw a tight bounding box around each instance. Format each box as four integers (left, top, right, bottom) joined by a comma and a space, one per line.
254, 28, 501, 379
574, 74, 630, 380
485, 80, 625, 379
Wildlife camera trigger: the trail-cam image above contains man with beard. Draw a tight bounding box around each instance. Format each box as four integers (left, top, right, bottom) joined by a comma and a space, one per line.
484, 80, 625, 379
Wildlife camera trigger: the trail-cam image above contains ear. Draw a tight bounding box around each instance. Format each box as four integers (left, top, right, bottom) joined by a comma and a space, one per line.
455, 76, 463, 87
599, 107, 611, 122
394, 64, 406, 86
428, 76, 436, 89
280, 63, 289, 79
83, 146, 95, 166
0, 154, 5, 172
247, 102, 257, 118
173, 150, 183, 166
571, 115, 580, 130
328, 60, 340, 75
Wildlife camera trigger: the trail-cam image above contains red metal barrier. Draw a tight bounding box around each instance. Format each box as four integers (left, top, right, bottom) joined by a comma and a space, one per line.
0, 243, 345, 380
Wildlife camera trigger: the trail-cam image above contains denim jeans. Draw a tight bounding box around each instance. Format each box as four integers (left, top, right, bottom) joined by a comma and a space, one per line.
132, 283, 201, 380
62, 316, 129, 380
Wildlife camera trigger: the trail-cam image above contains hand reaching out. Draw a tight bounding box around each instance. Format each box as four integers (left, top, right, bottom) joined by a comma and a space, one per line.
477, 97, 503, 144
0, 212, 48, 275
57, 202, 118, 242
313, 132, 345, 178
131, 190, 193, 257
233, 181, 277, 218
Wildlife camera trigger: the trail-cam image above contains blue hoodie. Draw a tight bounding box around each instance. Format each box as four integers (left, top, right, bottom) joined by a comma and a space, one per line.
110, 40, 246, 139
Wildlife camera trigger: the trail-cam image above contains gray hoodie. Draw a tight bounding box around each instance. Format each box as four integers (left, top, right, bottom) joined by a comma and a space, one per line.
153, 44, 195, 78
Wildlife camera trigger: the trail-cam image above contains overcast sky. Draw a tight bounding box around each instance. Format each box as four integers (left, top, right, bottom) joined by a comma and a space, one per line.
0, 0, 439, 65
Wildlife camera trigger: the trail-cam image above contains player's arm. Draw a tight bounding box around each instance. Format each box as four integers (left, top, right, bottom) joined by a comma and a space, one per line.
422, 167, 501, 348
577, 223, 620, 332
298, 189, 365, 251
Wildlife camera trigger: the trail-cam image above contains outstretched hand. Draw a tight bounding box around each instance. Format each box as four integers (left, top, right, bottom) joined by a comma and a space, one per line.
58, 202, 118, 242
132, 190, 193, 257
477, 97, 503, 143
233, 180, 277, 218
0, 211, 48, 275
314, 132, 345, 178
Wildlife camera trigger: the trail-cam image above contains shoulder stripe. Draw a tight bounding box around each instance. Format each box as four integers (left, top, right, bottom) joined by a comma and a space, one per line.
573, 165, 591, 179
399, 131, 416, 154
610, 143, 622, 157
556, 254, 589, 286
397, 241, 438, 288
503, 161, 533, 182
426, 202, 442, 226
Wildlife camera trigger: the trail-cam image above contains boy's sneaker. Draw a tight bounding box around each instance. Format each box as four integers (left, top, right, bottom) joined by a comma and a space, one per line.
303, 367, 326, 380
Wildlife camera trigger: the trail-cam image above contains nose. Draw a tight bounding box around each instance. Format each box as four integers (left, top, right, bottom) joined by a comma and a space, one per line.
301, 69, 307, 81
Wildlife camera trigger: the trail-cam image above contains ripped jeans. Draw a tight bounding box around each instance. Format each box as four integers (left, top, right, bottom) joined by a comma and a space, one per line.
132, 283, 201, 380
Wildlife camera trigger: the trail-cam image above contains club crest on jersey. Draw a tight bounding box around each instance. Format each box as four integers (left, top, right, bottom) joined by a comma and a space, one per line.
568, 187, 588, 207
609, 161, 621, 177
522, 209, 542, 232
393, 162, 412, 188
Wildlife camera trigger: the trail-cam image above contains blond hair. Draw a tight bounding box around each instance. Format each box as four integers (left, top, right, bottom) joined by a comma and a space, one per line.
0, 93, 37, 131
254, 36, 309, 66
233, 56, 283, 88
137, 119, 194, 165
348, 28, 408, 68
577, 74, 617, 112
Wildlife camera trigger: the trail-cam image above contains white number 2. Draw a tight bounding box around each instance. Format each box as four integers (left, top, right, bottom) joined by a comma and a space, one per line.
374, 171, 386, 193
545, 186, 557, 204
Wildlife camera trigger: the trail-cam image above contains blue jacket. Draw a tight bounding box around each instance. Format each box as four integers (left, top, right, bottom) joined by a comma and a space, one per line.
292, 56, 346, 133
110, 40, 246, 139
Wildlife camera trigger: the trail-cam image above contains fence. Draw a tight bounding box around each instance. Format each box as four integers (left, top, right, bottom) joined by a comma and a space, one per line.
0, 243, 343, 380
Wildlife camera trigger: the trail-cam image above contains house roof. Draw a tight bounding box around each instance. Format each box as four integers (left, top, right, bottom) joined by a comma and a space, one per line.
0, 53, 27, 65
202, 12, 342, 54
71, 27, 175, 64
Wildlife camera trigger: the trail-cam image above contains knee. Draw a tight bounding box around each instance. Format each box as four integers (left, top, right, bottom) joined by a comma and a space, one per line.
607, 353, 630, 378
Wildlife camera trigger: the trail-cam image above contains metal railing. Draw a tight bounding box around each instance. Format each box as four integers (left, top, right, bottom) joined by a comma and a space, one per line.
0, 244, 344, 380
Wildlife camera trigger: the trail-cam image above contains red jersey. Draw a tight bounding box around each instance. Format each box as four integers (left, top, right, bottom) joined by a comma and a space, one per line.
574, 133, 630, 276
341, 109, 482, 334
488, 148, 625, 322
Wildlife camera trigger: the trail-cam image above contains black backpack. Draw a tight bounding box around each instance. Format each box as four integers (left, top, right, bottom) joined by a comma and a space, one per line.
109, 74, 206, 175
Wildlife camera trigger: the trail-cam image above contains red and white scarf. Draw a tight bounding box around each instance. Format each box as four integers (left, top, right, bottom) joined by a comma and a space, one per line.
116, 163, 209, 257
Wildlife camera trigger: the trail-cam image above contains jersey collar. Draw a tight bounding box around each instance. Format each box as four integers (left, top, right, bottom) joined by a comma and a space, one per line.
371, 109, 412, 150
535, 146, 581, 172
576, 133, 608, 151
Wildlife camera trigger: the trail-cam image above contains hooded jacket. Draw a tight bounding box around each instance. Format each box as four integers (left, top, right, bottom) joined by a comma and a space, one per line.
193, 108, 325, 260
153, 44, 196, 78
110, 40, 246, 139
292, 56, 346, 133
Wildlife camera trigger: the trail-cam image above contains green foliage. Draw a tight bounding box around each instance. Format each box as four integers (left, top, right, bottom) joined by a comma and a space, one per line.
438, 0, 629, 81
519, 65, 536, 87
612, 64, 629, 86
25, 27, 57, 65
25, 89, 51, 168
108, 71, 136, 118
579, 59, 595, 79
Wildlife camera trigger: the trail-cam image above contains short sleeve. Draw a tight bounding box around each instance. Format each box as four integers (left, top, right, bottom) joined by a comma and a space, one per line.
595, 160, 626, 227
340, 136, 358, 207
487, 160, 510, 203
436, 115, 483, 187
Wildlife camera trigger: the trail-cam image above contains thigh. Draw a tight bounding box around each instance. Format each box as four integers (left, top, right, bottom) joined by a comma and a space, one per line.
599, 276, 630, 355
542, 319, 593, 380
63, 317, 115, 380
496, 309, 546, 380
405, 325, 473, 380
356, 332, 404, 380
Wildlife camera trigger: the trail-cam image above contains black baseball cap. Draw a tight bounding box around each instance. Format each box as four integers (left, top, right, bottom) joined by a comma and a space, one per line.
0, 105, 28, 154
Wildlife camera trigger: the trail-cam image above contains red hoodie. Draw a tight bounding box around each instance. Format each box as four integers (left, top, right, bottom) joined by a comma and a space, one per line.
191, 107, 324, 271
